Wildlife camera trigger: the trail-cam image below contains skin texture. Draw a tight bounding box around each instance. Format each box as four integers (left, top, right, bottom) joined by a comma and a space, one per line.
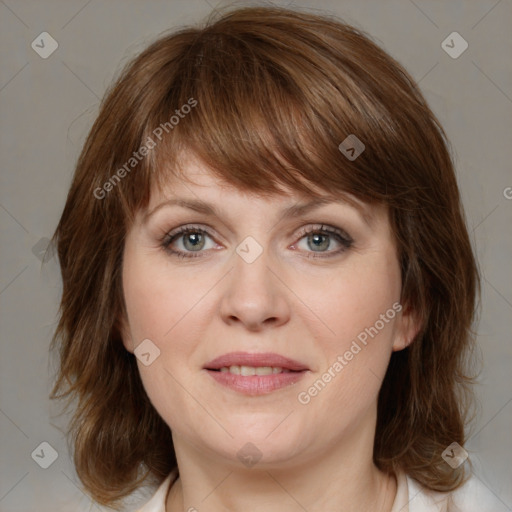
120, 154, 419, 511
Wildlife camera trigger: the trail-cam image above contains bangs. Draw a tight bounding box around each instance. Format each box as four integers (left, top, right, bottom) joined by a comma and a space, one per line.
108, 7, 435, 228
149, 39, 364, 199
114, 17, 409, 223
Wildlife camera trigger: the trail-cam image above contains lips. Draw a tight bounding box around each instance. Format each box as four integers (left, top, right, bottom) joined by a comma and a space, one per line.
203, 351, 309, 395
204, 352, 309, 372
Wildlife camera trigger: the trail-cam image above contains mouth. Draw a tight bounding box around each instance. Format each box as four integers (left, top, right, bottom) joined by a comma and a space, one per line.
204, 351, 309, 372
212, 365, 297, 375
203, 352, 309, 395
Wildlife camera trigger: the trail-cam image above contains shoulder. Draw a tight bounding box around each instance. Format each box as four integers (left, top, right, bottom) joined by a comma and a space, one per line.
135, 469, 178, 512
404, 472, 508, 512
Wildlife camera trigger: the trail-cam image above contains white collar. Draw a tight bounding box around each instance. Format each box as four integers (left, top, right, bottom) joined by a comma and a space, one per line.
136, 467, 498, 511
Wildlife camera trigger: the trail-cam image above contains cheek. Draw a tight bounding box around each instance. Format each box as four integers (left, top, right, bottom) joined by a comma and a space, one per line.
122, 252, 208, 427
295, 251, 401, 348
122, 251, 207, 344
294, 253, 401, 413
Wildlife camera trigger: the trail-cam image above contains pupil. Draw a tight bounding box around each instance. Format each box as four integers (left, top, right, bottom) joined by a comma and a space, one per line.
185, 233, 203, 250
310, 233, 328, 251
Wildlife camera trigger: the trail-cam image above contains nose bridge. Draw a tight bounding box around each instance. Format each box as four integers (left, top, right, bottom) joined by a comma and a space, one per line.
232, 233, 276, 298
219, 233, 289, 329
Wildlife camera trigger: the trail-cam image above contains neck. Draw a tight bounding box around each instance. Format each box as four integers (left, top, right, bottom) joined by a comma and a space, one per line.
165, 409, 396, 512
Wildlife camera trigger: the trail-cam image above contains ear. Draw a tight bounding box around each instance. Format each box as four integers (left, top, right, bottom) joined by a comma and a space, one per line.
116, 314, 134, 354
392, 303, 421, 352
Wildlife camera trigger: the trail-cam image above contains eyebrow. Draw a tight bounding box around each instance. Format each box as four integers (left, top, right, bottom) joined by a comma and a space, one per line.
142, 196, 374, 227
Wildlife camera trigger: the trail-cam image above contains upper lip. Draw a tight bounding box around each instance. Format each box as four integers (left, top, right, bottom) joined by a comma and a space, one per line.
204, 352, 309, 371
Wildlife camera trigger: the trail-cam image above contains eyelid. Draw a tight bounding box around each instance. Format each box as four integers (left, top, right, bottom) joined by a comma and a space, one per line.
162, 223, 351, 245
161, 222, 354, 259
163, 223, 221, 244
294, 223, 353, 244
163, 221, 352, 241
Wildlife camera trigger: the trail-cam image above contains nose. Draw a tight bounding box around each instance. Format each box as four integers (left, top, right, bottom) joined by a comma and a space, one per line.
219, 242, 291, 332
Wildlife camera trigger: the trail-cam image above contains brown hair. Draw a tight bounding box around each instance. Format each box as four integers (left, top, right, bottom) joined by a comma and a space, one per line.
49, 5, 480, 508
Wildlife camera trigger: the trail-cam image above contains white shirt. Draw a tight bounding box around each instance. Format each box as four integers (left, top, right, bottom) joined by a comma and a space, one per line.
135, 468, 504, 511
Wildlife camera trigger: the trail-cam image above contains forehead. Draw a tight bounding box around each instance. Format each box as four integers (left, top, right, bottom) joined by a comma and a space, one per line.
144, 154, 383, 231
149, 152, 355, 207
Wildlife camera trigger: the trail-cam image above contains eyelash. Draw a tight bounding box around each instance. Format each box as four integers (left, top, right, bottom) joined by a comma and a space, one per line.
161, 224, 353, 260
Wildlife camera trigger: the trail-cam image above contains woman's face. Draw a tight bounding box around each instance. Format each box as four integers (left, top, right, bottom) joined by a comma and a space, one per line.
121, 154, 417, 467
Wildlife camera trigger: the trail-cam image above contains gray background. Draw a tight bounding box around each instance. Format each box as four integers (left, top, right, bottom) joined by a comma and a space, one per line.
0, 0, 511, 510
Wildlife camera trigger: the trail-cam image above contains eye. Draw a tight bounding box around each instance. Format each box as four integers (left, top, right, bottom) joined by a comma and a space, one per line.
292, 224, 353, 259
162, 225, 217, 259
161, 224, 353, 259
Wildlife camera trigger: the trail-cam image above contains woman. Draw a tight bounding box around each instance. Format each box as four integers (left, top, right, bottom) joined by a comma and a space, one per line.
49, 5, 495, 511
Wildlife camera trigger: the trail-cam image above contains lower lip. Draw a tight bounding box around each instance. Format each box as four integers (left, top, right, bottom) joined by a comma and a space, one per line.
205, 369, 307, 395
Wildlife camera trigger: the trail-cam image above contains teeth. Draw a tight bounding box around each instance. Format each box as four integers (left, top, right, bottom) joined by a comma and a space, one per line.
241, 365, 256, 376
218, 365, 290, 375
